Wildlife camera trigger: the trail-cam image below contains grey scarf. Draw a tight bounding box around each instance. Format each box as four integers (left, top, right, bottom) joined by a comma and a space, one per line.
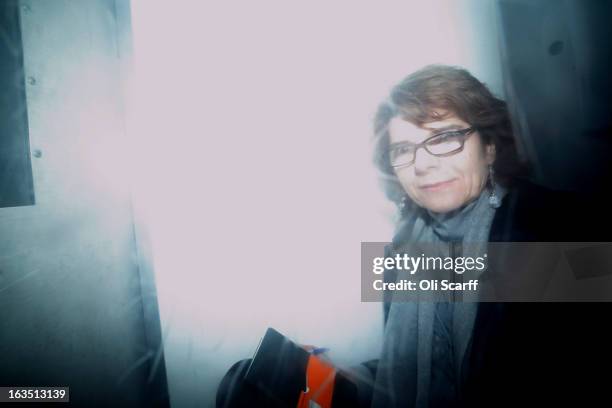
371, 182, 507, 408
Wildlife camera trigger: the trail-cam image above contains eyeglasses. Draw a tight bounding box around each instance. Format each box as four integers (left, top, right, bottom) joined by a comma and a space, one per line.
389, 127, 476, 168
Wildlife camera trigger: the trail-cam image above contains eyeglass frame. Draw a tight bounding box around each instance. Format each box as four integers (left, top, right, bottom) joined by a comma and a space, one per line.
389, 127, 477, 169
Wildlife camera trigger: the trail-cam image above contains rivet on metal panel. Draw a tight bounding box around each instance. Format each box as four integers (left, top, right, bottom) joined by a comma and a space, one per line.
27, 76, 36, 85
32, 149, 42, 158
548, 41, 564, 56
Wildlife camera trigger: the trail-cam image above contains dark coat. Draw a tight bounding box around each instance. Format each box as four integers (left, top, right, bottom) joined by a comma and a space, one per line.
383, 179, 612, 407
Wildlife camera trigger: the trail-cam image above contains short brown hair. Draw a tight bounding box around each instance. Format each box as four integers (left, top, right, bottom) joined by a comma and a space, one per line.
373, 64, 529, 205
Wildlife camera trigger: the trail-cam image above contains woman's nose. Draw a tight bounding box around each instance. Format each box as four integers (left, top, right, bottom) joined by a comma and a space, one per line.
413, 147, 440, 174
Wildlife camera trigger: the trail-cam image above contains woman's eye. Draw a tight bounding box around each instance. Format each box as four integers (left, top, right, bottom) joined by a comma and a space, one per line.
394, 146, 413, 155
430, 132, 461, 144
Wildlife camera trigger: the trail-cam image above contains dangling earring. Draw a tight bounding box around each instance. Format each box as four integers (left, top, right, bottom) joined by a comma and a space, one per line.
488, 164, 501, 208
398, 195, 408, 213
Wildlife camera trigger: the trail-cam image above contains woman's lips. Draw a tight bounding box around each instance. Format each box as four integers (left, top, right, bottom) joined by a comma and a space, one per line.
419, 179, 457, 191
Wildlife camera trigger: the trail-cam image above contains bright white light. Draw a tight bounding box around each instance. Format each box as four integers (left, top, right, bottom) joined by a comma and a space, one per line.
127, 1, 483, 405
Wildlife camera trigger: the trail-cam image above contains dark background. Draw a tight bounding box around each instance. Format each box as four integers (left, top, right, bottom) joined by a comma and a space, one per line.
0, 0, 35, 208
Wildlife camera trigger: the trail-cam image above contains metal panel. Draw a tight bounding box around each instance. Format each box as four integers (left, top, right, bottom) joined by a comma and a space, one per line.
0, 0, 35, 208
497, 0, 612, 192
0, 1, 168, 406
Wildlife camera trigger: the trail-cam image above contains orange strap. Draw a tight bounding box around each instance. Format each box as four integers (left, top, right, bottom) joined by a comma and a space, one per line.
296, 354, 336, 408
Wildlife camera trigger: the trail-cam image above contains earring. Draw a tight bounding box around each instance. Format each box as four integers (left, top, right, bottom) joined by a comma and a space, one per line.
398, 195, 408, 213
488, 164, 501, 208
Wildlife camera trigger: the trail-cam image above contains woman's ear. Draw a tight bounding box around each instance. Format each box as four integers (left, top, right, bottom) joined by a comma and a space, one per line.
485, 143, 496, 165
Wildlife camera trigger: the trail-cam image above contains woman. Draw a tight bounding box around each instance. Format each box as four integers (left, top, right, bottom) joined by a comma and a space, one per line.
370, 65, 611, 407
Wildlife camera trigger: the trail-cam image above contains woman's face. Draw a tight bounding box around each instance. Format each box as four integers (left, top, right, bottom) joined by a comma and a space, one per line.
389, 113, 495, 213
